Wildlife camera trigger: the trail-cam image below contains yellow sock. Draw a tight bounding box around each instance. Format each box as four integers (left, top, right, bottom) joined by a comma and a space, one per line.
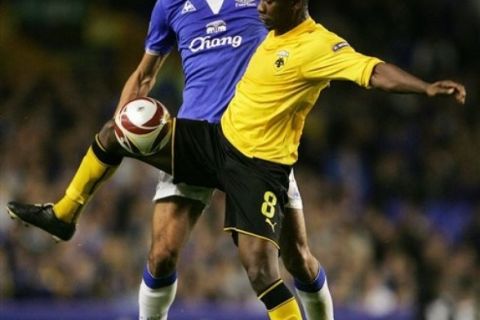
54, 142, 120, 223
259, 280, 303, 320
268, 298, 303, 320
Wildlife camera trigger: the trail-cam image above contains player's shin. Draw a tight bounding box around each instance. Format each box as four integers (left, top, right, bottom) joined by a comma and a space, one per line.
294, 267, 334, 320
259, 280, 303, 320
53, 135, 122, 223
139, 266, 177, 320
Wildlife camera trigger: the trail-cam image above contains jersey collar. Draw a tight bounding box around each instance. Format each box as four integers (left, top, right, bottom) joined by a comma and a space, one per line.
263, 17, 316, 49
272, 17, 316, 39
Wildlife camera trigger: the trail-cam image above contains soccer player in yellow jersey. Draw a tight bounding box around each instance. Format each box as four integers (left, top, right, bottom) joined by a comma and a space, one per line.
8, 0, 466, 319
222, 1, 466, 166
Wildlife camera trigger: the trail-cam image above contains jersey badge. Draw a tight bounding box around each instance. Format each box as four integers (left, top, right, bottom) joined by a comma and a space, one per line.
206, 20, 227, 34
182, 0, 197, 14
332, 41, 349, 52
274, 50, 289, 71
235, 0, 256, 8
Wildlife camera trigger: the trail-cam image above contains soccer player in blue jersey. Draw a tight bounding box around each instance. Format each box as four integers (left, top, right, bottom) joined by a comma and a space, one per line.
7, 0, 333, 319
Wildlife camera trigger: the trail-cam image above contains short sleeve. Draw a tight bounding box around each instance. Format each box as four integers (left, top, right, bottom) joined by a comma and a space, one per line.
301, 36, 383, 88
145, 0, 176, 55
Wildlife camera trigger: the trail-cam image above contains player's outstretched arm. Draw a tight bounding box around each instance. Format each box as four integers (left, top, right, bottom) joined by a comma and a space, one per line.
370, 62, 466, 104
115, 52, 169, 114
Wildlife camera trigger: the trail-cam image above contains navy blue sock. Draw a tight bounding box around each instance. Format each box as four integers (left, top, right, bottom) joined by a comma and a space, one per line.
143, 266, 177, 289
294, 267, 326, 293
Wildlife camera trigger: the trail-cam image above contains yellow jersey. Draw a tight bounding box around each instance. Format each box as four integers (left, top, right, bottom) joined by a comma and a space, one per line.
221, 17, 383, 165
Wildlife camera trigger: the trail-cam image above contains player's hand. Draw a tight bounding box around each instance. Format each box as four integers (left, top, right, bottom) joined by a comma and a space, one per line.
426, 80, 466, 104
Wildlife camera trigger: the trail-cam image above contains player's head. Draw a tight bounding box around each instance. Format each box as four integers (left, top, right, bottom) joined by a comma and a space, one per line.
257, 0, 308, 35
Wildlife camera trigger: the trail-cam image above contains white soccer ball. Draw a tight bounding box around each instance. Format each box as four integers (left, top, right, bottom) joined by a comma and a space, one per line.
114, 97, 172, 156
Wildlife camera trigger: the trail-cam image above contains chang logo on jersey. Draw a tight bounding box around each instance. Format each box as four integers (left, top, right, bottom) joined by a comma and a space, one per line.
189, 21, 241, 53
189, 35, 243, 53
206, 20, 227, 34
235, 0, 256, 7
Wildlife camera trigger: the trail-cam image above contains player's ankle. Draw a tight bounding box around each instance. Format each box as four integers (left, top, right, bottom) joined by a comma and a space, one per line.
53, 199, 81, 223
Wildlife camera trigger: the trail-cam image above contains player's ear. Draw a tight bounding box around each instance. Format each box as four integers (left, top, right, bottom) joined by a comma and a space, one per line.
290, 0, 304, 12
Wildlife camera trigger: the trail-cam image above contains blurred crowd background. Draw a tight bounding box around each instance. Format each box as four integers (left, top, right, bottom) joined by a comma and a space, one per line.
1, 0, 479, 319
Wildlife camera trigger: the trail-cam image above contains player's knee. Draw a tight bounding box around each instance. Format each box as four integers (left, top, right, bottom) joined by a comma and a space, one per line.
241, 244, 279, 293
245, 264, 277, 293
97, 120, 118, 151
283, 243, 308, 269
282, 246, 318, 282
148, 244, 179, 277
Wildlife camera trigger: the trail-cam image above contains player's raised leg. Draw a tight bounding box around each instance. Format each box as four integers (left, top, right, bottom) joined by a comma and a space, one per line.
6, 126, 123, 241
7, 102, 174, 241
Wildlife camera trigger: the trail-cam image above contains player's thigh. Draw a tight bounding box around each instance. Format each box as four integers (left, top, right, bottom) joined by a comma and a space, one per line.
223, 158, 290, 248
278, 207, 309, 257
153, 171, 214, 206
281, 170, 308, 255
150, 171, 212, 249
285, 169, 304, 210
237, 232, 281, 293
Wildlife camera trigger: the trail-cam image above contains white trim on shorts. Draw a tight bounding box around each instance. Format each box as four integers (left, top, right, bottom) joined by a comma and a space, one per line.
153, 169, 303, 209
286, 169, 304, 210
153, 171, 214, 205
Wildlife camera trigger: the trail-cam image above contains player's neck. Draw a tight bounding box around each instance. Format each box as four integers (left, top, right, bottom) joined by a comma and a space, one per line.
274, 12, 308, 36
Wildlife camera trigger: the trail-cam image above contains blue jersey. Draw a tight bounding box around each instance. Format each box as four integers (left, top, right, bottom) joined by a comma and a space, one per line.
145, 0, 267, 123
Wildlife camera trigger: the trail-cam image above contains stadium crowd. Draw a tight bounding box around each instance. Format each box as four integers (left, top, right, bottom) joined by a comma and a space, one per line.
1, 0, 479, 319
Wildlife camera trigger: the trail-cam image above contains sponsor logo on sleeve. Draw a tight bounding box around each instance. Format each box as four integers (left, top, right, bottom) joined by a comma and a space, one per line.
332, 41, 349, 52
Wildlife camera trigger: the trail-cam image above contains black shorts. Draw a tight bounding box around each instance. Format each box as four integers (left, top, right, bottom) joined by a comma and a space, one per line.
173, 118, 291, 248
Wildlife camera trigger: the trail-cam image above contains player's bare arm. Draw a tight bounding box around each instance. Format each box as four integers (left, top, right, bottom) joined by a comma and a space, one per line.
115, 53, 169, 114
370, 62, 466, 104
